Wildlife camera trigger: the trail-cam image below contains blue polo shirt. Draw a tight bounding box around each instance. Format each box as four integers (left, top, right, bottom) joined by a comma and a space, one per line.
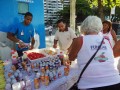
9, 22, 34, 51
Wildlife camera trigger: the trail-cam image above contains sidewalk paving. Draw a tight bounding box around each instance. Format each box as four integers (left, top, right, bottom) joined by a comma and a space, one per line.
45, 35, 55, 48
45, 28, 56, 48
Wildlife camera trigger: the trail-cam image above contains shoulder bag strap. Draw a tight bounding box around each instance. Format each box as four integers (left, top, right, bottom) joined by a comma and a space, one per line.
76, 38, 104, 83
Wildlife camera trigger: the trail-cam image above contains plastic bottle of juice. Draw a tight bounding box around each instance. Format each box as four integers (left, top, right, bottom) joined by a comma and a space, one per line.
64, 66, 70, 76
44, 74, 49, 86
34, 78, 40, 89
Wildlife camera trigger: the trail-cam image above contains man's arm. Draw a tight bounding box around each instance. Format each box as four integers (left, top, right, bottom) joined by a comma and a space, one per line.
67, 38, 76, 53
53, 39, 58, 48
7, 32, 19, 43
67, 29, 77, 53
30, 37, 35, 49
7, 32, 26, 48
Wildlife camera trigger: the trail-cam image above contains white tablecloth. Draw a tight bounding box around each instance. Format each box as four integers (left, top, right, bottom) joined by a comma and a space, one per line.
32, 60, 80, 90
4, 60, 80, 90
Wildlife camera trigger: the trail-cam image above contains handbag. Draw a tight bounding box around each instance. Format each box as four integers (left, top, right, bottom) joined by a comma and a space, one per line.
69, 38, 104, 90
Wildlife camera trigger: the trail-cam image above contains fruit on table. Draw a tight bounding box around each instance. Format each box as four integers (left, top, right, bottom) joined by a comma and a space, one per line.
44, 50, 57, 55
27, 52, 46, 60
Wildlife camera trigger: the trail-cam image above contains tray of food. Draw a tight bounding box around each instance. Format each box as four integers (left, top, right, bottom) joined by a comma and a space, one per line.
43, 48, 58, 56
23, 49, 48, 63
23, 48, 66, 63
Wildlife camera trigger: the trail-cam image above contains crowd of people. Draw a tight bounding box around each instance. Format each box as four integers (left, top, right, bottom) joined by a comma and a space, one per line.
7, 12, 120, 90
53, 16, 120, 90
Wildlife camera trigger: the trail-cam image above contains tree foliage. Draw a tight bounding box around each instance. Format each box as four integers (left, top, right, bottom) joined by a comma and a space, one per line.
88, 0, 120, 7
76, 0, 94, 23
57, 6, 70, 24
58, 0, 94, 23
57, 0, 120, 23
88, 0, 120, 21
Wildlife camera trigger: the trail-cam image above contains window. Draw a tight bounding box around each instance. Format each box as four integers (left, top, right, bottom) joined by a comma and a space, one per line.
18, 2, 29, 14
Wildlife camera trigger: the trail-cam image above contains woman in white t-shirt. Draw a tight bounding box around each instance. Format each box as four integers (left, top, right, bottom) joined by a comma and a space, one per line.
69, 16, 120, 90
102, 21, 120, 74
102, 20, 117, 48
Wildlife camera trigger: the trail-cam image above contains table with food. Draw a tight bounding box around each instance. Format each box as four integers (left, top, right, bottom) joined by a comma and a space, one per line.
0, 48, 79, 90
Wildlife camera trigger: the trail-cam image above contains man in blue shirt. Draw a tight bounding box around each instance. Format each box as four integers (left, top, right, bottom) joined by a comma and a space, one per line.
7, 12, 35, 57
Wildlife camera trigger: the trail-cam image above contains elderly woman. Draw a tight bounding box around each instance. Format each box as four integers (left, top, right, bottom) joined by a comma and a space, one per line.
69, 16, 120, 90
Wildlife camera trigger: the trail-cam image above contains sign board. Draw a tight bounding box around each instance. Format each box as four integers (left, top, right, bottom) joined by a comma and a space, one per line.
111, 6, 115, 15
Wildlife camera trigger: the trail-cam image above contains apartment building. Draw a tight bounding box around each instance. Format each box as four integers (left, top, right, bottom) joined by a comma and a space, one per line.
44, 0, 70, 25
63, 0, 70, 7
